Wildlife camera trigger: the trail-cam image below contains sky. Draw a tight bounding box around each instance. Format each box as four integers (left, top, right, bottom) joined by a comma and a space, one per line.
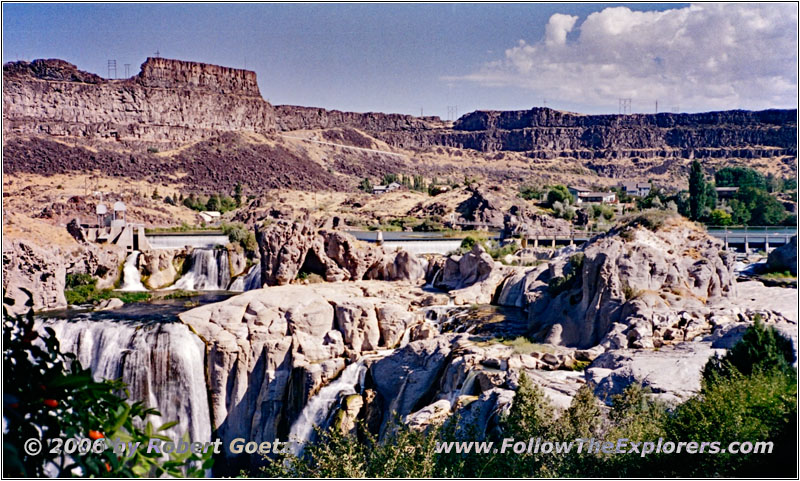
2, 3, 797, 118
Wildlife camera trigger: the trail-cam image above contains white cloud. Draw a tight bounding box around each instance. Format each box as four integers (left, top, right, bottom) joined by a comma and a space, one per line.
545, 13, 578, 47
447, 3, 798, 113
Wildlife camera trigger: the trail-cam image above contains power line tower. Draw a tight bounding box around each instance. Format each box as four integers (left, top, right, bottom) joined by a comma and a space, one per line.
124, 63, 131, 77
447, 105, 458, 121
107, 60, 117, 79
618, 98, 631, 115
154, 50, 161, 58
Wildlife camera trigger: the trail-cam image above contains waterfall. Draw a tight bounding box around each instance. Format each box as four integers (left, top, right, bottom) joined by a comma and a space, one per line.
119, 251, 147, 291
43, 319, 211, 445
228, 263, 262, 291
287, 361, 367, 456
173, 248, 231, 291
449, 370, 479, 403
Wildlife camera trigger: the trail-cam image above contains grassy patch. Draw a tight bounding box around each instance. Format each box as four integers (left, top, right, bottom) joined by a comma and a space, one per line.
161, 290, 196, 300
760, 270, 796, 280
64, 273, 151, 305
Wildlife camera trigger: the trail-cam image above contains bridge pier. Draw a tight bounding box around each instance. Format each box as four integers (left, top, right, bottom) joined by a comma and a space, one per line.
551, 237, 556, 249
534, 236, 539, 248
765, 237, 769, 253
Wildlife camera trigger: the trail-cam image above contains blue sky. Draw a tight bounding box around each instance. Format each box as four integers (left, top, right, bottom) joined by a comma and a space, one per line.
3, 3, 797, 117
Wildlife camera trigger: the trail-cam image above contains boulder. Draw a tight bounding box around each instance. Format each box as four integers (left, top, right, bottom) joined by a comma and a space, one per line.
767, 235, 797, 275
585, 342, 725, 405
369, 336, 454, 431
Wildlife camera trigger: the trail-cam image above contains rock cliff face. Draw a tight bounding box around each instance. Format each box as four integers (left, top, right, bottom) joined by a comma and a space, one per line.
2, 240, 125, 314
497, 213, 742, 349
255, 218, 426, 286
3, 58, 275, 149
276, 104, 796, 161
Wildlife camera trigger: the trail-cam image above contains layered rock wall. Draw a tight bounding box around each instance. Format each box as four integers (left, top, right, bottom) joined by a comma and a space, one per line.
3, 58, 275, 149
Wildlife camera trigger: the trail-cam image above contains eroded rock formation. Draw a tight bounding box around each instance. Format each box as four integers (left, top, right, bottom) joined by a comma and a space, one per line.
255, 218, 427, 286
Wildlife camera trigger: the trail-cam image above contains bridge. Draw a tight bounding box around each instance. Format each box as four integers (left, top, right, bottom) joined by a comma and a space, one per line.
348, 227, 796, 255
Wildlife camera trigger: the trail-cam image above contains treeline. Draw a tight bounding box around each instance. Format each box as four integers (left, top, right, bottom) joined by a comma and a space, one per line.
359, 173, 478, 196
685, 163, 795, 226
254, 320, 796, 478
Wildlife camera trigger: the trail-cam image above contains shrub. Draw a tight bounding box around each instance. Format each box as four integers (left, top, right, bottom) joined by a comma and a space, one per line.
703, 319, 796, 382
221, 222, 257, 253
546, 185, 574, 207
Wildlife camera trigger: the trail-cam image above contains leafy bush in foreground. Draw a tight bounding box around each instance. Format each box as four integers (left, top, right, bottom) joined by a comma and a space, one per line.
3, 291, 212, 477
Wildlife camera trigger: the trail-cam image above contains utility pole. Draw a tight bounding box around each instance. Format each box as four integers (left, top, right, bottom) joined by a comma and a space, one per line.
107, 60, 117, 79
124, 64, 130, 77
655, 100, 658, 114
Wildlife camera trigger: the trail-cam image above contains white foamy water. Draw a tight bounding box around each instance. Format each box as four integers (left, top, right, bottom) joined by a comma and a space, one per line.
287, 361, 367, 456
119, 251, 147, 291
228, 263, 262, 291
43, 319, 211, 445
173, 248, 230, 291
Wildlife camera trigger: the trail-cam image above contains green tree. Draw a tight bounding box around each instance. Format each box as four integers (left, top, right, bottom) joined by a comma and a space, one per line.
359, 178, 373, 193
519, 185, 542, 201
688, 160, 707, 221
234, 182, 244, 207
708, 209, 732, 226
728, 198, 751, 225
715, 166, 767, 190
546, 185, 573, 207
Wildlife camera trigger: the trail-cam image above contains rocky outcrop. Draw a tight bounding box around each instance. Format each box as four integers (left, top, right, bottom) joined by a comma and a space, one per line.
768, 235, 797, 275
2, 239, 125, 314
498, 213, 738, 349
430, 244, 513, 305
255, 218, 426, 287
455, 185, 506, 227
177, 282, 422, 458
3, 58, 275, 150
3, 240, 68, 314
502, 204, 572, 239
140, 248, 190, 289
449, 108, 796, 154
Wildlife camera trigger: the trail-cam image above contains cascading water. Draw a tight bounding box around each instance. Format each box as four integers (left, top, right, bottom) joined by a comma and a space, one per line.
448, 370, 479, 403
173, 248, 231, 291
119, 251, 147, 291
287, 361, 367, 457
43, 318, 211, 445
228, 263, 262, 291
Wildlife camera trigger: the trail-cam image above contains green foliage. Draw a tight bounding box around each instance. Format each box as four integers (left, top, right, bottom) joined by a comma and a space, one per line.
546, 185, 573, 207
413, 218, 444, 232
548, 253, 584, 296
518, 184, 542, 201
146, 147, 159, 154
665, 369, 796, 477
221, 222, 257, 254
382, 173, 399, 185
715, 166, 767, 190
708, 208, 732, 226
3, 292, 212, 477
182, 192, 237, 213
64, 274, 151, 305
358, 177, 373, 193
151, 188, 162, 201
459, 236, 478, 251
703, 319, 796, 382
161, 290, 196, 300
688, 160, 707, 221
260, 422, 438, 478
65, 273, 95, 289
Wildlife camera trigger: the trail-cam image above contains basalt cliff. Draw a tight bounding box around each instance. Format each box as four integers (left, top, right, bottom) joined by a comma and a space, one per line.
3, 57, 797, 194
